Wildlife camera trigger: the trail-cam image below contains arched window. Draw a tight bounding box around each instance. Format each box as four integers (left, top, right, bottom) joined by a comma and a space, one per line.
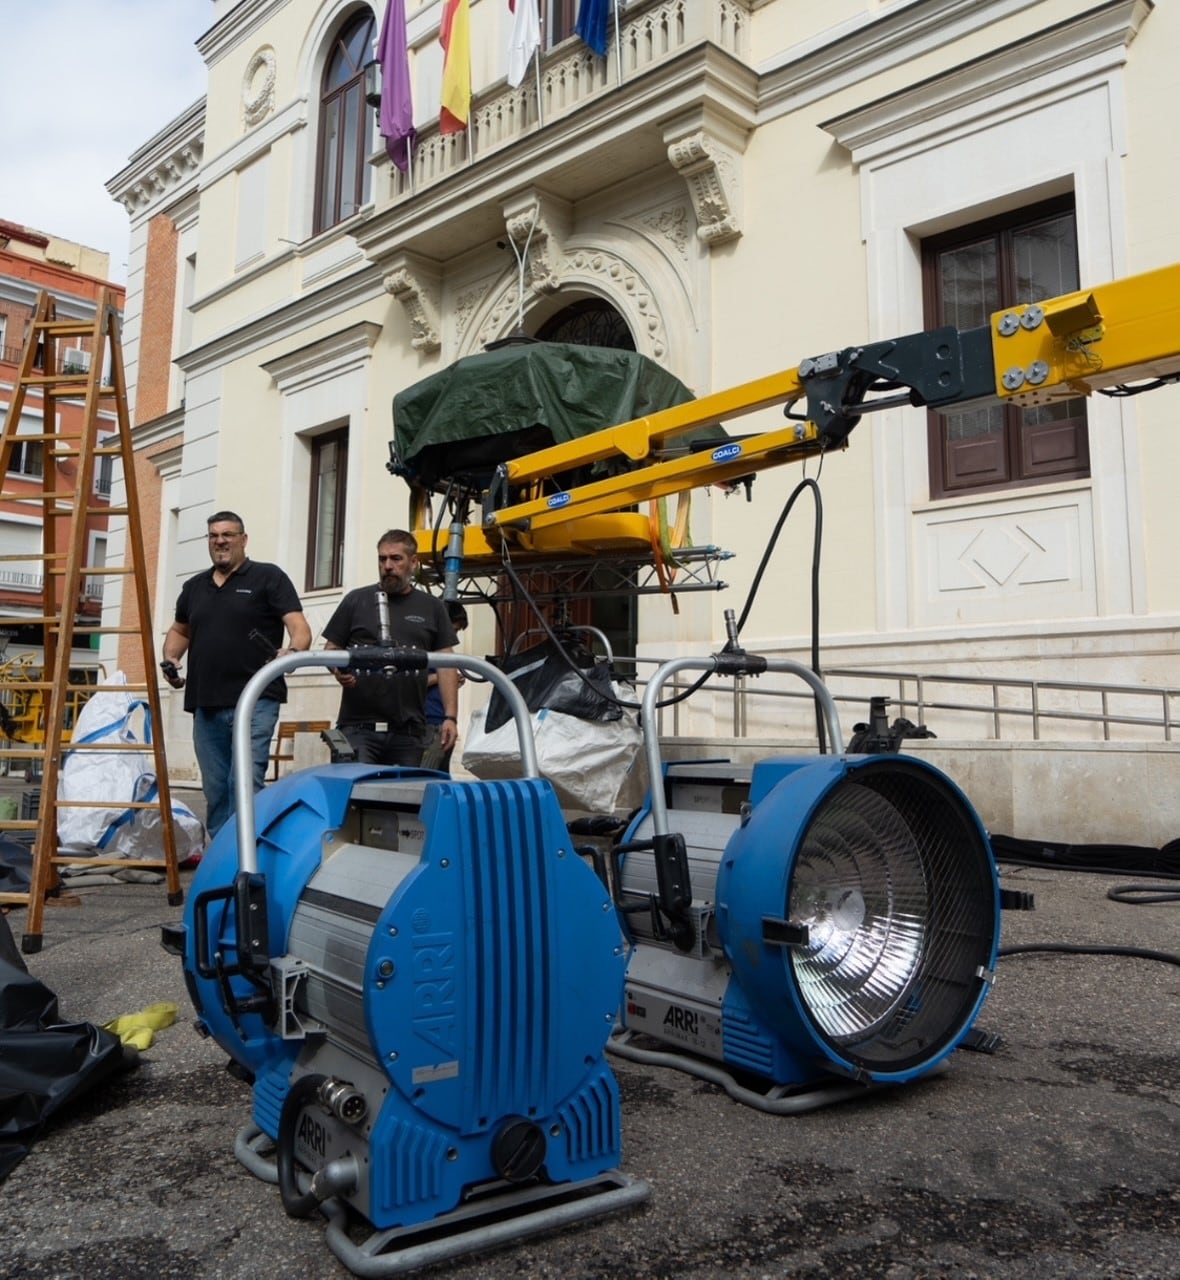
536, 298, 635, 350
314, 10, 376, 235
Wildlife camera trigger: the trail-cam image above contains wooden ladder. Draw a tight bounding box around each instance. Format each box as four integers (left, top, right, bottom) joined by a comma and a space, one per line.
0, 289, 182, 952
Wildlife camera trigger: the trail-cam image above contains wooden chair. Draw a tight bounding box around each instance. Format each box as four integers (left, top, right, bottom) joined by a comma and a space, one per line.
268, 719, 332, 779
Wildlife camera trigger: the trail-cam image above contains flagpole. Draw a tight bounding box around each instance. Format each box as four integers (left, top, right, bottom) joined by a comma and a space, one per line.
532, 48, 544, 128
613, 0, 622, 86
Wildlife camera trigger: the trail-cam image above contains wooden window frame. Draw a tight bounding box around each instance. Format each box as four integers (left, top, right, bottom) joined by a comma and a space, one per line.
924, 196, 1090, 499
544, 0, 579, 47
7, 439, 44, 479
313, 12, 376, 237
306, 427, 348, 592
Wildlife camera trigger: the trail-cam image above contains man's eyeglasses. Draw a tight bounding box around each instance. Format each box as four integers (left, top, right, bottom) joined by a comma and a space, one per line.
207, 532, 243, 542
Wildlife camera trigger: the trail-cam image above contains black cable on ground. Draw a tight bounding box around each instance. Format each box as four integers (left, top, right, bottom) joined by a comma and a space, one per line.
998, 942, 1180, 968
990, 832, 1180, 876
990, 831, 1180, 967
1106, 883, 1180, 905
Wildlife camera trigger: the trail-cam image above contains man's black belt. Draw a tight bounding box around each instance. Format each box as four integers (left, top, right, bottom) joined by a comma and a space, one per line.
340, 721, 419, 734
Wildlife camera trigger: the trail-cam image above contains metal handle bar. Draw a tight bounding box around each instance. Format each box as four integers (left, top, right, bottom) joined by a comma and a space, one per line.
509, 623, 614, 661
232, 649, 540, 876
640, 656, 843, 836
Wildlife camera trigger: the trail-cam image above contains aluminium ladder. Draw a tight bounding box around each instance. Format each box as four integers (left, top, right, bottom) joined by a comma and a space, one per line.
0, 289, 182, 952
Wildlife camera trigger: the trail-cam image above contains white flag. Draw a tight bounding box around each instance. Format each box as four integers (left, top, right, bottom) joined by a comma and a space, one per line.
507, 0, 541, 88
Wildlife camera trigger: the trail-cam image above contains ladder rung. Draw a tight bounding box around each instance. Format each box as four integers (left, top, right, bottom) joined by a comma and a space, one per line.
48, 856, 170, 870
0, 506, 81, 518
20, 374, 94, 387
0, 681, 129, 693
17, 492, 82, 501
0, 819, 38, 829
36, 320, 95, 337
61, 743, 162, 754
47, 625, 146, 635
47, 565, 133, 576
45, 386, 115, 399
54, 800, 166, 810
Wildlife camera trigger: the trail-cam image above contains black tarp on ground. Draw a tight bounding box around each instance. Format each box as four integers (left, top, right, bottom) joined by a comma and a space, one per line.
0, 834, 33, 894
0, 909, 132, 1180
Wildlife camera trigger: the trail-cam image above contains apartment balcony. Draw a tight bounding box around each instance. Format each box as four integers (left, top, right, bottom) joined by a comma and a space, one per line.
0, 569, 105, 602
355, 0, 756, 281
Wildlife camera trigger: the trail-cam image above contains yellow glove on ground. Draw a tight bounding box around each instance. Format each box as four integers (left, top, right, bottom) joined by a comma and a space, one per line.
103, 1002, 178, 1050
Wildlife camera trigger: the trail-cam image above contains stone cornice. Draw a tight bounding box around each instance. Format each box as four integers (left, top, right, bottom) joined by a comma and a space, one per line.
260, 320, 382, 391
758, 0, 1048, 121
106, 100, 206, 223
176, 260, 386, 375
196, 0, 294, 67
820, 0, 1153, 161
132, 407, 185, 453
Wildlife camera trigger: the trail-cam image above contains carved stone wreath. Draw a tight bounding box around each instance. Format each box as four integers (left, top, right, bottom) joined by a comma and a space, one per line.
242, 47, 277, 128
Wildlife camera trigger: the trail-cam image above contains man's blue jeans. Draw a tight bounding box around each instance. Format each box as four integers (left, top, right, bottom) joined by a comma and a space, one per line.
192, 699, 281, 837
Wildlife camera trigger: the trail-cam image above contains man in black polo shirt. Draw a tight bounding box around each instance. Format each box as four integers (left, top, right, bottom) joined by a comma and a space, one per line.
161, 511, 311, 836
322, 529, 459, 766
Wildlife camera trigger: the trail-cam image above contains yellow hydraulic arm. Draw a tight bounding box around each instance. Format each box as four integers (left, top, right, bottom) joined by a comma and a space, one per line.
414, 262, 1180, 573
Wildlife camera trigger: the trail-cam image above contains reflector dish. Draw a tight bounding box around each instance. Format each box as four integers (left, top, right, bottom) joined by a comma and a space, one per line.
789, 783, 929, 1044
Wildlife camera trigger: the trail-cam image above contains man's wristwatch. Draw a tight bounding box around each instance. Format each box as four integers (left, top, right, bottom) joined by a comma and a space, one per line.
443, 715, 457, 723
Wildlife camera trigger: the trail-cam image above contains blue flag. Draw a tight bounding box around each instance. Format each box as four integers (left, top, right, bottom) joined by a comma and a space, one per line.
575, 0, 609, 57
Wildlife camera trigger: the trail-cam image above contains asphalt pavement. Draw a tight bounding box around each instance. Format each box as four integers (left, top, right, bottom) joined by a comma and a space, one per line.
3, 827, 1180, 1279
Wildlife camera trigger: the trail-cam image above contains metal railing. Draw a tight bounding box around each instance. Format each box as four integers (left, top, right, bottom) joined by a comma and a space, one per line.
823, 668, 1180, 743
640, 660, 1180, 746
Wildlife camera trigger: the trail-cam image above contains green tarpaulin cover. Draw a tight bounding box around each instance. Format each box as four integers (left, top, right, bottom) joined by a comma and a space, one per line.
391, 341, 713, 491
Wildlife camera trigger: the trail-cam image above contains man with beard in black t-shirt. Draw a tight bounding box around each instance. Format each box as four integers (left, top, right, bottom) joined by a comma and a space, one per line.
322, 530, 459, 766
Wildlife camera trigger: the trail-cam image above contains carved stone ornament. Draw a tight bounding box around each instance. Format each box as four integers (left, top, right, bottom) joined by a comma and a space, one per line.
384, 261, 442, 352
505, 204, 562, 297
242, 47, 277, 128
666, 130, 742, 246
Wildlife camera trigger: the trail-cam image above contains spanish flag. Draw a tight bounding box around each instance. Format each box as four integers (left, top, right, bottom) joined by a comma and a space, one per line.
439, 0, 471, 134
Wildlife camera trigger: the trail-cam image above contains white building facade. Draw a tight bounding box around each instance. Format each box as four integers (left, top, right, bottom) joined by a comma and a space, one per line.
107, 0, 1179, 838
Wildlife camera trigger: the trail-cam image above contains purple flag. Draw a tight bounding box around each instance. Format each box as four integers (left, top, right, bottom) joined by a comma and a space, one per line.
378, 0, 415, 171
575, 0, 609, 57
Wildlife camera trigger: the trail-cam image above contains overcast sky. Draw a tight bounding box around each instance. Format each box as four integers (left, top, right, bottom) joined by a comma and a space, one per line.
1, 0, 213, 284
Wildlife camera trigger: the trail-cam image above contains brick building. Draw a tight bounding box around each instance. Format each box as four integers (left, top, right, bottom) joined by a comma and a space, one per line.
0, 220, 124, 669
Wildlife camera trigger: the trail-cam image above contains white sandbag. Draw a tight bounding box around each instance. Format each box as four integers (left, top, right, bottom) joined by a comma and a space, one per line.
57, 673, 206, 861
462, 698, 646, 814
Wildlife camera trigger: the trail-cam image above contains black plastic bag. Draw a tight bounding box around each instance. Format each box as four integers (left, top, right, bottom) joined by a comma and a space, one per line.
484, 639, 622, 733
0, 836, 33, 894
0, 911, 132, 1180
